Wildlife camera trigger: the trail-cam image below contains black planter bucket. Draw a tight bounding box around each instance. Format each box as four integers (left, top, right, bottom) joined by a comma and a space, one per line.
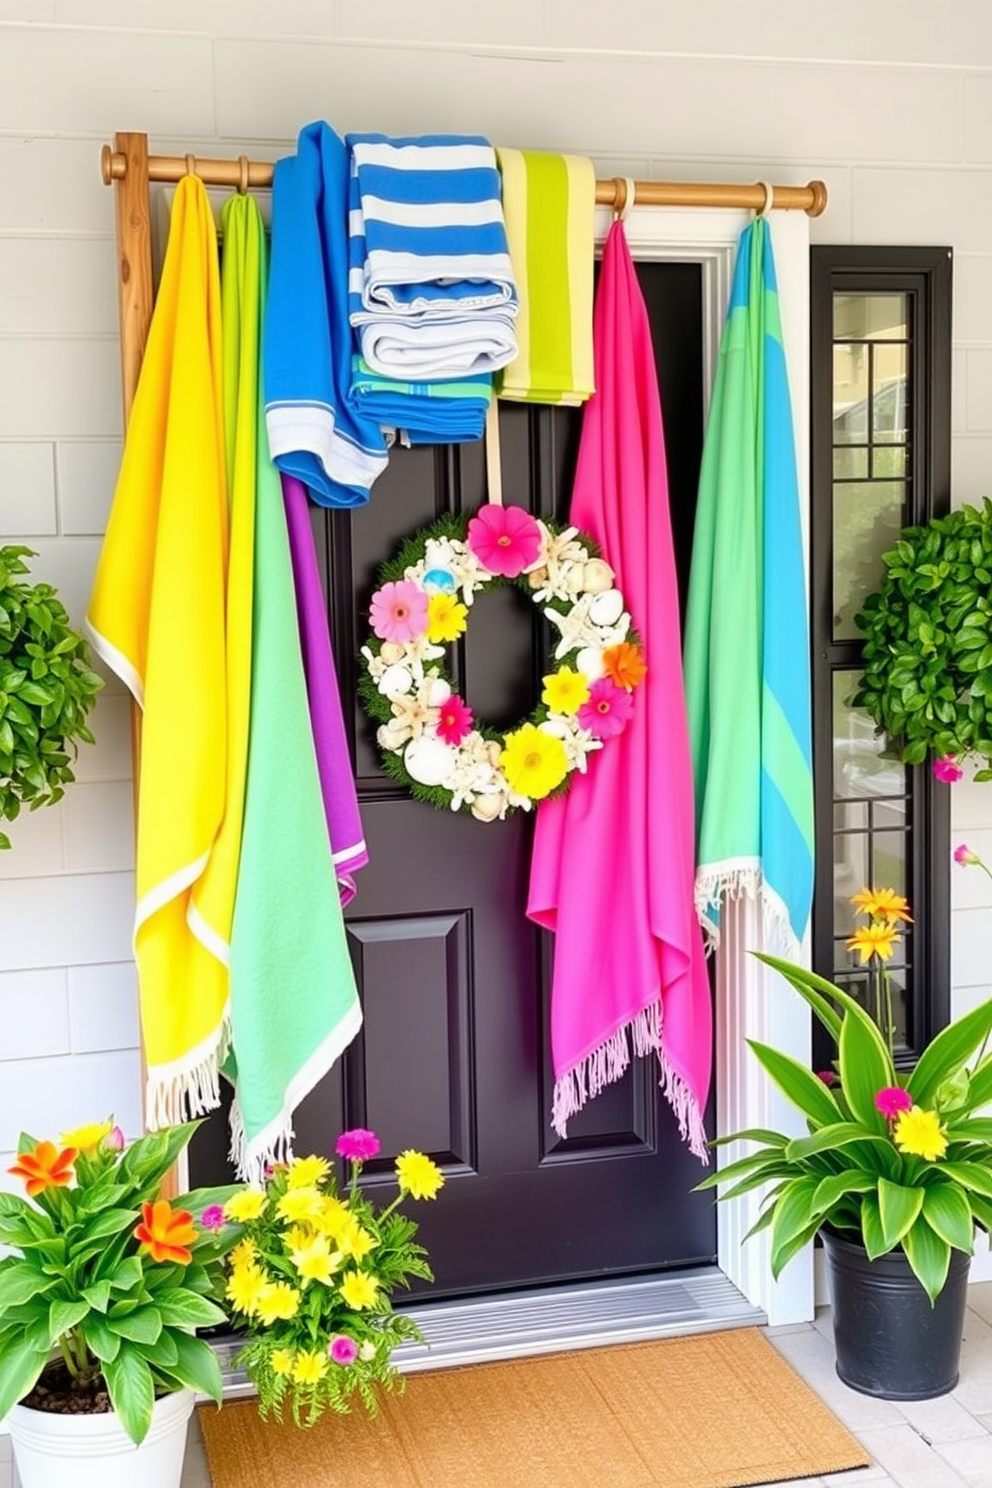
823, 1227, 971, 1401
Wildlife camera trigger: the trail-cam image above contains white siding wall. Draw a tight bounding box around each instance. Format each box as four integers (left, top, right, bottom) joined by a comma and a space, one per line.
0, 0, 991, 1372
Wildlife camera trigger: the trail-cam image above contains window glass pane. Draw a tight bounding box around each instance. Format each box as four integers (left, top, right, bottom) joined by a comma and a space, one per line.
834, 446, 869, 479
832, 481, 908, 640
832, 671, 908, 799
871, 444, 909, 479
871, 831, 908, 898
871, 343, 909, 443
833, 344, 869, 442
834, 801, 869, 830
834, 833, 869, 934
835, 967, 909, 1051
833, 293, 908, 341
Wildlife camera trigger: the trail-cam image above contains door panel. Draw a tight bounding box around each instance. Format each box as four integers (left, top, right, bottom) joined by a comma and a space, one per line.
189, 261, 715, 1300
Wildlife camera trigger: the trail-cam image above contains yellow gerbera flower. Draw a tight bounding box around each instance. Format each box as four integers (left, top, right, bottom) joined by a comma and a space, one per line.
290, 1232, 343, 1287
228, 1238, 257, 1269
224, 1190, 268, 1223
395, 1149, 445, 1200
541, 667, 590, 716
59, 1120, 112, 1153
500, 723, 568, 800
283, 1224, 315, 1254
255, 1281, 301, 1325
338, 1218, 378, 1263
277, 1186, 325, 1224
226, 1263, 269, 1315
286, 1155, 331, 1190
292, 1350, 329, 1385
427, 592, 468, 643
338, 1269, 379, 1310
312, 1196, 351, 1239
893, 1105, 948, 1162
270, 1349, 295, 1377
847, 922, 899, 964
850, 887, 913, 925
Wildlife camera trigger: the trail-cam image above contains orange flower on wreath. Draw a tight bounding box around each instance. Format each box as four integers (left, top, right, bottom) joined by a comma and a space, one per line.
8, 1141, 78, 1197
134, 1199, 198, 1265
601, 641, 647, 691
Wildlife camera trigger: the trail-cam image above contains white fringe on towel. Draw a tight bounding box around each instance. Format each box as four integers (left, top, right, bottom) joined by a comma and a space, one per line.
694, 858, 802, 964
145, 1012, 231, 1131
551, 1000, 708, 1162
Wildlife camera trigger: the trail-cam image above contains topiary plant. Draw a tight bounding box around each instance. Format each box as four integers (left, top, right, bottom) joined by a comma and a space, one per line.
0, 545, 104, 847
854, 500, 992, 781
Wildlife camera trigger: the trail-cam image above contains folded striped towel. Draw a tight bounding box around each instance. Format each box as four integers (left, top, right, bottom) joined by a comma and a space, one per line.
346, 132, 518, 379
264, 121, 389, 508
350, 355, 491, 444
496, 149, 596, 406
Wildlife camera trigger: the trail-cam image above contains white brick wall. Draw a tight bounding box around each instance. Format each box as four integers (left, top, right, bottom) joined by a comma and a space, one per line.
1, 9, 992, 1462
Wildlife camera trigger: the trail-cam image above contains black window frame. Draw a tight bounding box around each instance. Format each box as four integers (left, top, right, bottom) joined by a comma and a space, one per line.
810, 246, 953, 1070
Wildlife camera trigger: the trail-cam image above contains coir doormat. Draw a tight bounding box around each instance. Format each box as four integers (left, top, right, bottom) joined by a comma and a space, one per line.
198, 1325, 869, 1488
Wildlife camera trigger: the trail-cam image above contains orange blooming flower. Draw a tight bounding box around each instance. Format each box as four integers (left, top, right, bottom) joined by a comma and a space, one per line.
847, 922, 899, 964
850, 887, 913, 925
134, 1199, 198, 1265
8, 1141, 78, 1197
601, 641, 647, 691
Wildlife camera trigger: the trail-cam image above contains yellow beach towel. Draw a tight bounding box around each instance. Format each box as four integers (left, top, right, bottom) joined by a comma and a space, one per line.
495, 149, 596, 405
88, 176, 232, 1123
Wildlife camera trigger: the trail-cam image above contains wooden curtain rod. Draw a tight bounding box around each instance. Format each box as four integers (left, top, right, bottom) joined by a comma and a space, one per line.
100, 144, 827, 217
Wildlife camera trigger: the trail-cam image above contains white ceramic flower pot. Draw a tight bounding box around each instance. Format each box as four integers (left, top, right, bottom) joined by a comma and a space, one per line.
8, 1387, 195, 1488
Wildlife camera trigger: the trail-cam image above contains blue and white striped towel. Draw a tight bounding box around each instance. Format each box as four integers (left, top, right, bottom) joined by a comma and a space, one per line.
346, 133, 518, 379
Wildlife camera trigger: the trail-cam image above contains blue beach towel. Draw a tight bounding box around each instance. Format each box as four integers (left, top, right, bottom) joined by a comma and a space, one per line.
264, 121, 389, 508
346, 133, 518, 378
349, 355, 491, 444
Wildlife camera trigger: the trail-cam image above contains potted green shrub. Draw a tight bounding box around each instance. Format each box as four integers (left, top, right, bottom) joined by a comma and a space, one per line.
854, 499, 992, 779
696, 879, 992, 1400
0, 1119, 241, 1488
0, 544, 103, 847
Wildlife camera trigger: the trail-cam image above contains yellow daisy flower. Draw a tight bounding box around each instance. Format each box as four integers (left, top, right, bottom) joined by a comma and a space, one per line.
292, 1350, 329, 1385
283, 1224, 315, 1255
541, 667, 590, 716
313, 1196, 352, 1239
850, 887, 913, 925
290, 1232, 343, 1287
395, 1150, 445, 1201
500, 723, 568, 800
847, 922, 899, 964
224, 1190, 268, 1223
338, 1270, 380, 1310
427, 592, 468, 643
286, 1155, 331, 1190
255, 1282, 301, 1324
228, 1238, 257, 1269
338, 1218, 378, 1263
59, 1120, 112, 1152
893, 1106, 948, 1163
270, 1349, 295, 1377
277, 1186, 325, 1224
226, 1263, 269, 1316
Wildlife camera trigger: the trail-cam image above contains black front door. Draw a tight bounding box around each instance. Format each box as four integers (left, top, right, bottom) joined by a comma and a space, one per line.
191, 261, 715, 1300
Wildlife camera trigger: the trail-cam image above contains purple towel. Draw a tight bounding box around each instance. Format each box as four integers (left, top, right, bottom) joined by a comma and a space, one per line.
282, 474, 369, 904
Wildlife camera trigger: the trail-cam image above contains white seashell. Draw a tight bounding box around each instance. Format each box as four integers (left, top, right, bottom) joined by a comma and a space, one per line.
539, 716, 570, 739
404, 736, 458, 787
426, 677, 452, 707
576, 646, 604, 681
581, 559, 615, 594
379, 641, 405, 665
470, 794, 503, 822
588, 589, 624, 626
378, 664, 413, 700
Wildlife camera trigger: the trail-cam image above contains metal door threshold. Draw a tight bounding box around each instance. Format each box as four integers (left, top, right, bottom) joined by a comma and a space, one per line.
213, 1267, 765, 1398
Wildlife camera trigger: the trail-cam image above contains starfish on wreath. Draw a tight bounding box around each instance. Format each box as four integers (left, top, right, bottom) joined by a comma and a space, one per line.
543, 594, 610, 660
378, 691, 440, 751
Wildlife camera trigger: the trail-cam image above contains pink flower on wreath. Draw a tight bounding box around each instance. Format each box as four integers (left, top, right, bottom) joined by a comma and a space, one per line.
336, 1128, 381, 1163
200, 1204, 226, 1232
933, 754, 964, 784
577, 677, 635, 741
328, 1335, 359, 1366
436, 695, 474, 747
875, 1086, 913, 1119
466, 505, 542, 578
955, 843, 980, 866
370, 580, 428, 644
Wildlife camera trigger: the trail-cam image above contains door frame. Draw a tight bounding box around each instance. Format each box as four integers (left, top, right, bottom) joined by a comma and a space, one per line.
600, 201, 814, 1327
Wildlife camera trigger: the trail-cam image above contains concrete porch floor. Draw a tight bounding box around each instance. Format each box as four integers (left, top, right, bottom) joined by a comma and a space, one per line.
7, 1285, 992, 1487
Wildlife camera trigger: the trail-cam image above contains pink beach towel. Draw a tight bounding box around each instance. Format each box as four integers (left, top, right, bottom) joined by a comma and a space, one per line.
527, 221, 712, 1158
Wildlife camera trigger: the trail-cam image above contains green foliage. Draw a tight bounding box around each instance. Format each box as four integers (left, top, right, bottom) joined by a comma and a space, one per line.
0, 1120, 242, 1444
227, 1141, 443, 1428
853, 499, 992, 773
0, 545, 103, 847
696, 955, 992, 1304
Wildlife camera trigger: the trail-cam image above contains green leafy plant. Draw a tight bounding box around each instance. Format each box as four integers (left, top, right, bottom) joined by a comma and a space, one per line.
0, 1119, 241, 1444
0, 544, 104, 846
696, 926, 992, 1304
222, 1129, 441, 1426
853, 500, 992, 778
